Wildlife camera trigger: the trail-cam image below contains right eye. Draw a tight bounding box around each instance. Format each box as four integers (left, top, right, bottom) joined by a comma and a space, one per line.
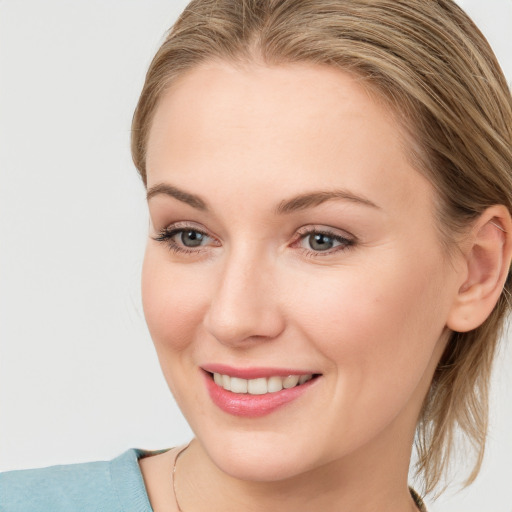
153, 225, 218, 254
174, 229, 208, 248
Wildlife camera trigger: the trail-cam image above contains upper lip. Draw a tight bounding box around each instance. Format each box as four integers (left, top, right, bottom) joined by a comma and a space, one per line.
201, 364, 319, 379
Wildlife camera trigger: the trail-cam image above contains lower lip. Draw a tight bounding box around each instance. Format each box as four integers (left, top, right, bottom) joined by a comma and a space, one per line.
203, 372, 318, 417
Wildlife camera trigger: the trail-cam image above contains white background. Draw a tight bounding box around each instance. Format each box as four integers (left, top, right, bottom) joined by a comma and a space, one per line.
0, 1, 510, 510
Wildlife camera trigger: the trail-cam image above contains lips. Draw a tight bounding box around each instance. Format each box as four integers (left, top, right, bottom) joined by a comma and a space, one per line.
202, 366, 320, 417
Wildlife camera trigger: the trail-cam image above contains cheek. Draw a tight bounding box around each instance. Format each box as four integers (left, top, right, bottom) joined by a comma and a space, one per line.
288, 253, 450, 392
141, 248, 209, 353
283, 255, 451, 448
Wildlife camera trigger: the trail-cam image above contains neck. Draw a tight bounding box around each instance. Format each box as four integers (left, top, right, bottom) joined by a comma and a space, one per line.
177, 424, 419, 512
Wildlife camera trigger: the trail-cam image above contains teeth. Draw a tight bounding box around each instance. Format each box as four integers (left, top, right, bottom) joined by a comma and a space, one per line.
212, 373, 314, 395
299, 375, 312, 385
267, 376, 283, 393
230, 377, 248, 394
222, 374, 231, 391
283, 375, 300, 388
247, 378, 267, 395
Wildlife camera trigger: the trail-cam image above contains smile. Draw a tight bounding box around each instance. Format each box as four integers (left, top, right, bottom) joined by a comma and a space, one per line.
203, 368, 321, 417
212, 372, 314, 395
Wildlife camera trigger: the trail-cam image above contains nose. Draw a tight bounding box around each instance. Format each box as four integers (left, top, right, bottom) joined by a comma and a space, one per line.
203, 248, 285, 347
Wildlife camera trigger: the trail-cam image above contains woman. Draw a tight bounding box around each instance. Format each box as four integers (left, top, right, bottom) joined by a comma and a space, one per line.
1, 1, 511, 511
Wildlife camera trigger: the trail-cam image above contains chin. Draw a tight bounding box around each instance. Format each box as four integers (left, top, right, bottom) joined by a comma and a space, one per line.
212, 448, 307, 482
196, 428, 321, 482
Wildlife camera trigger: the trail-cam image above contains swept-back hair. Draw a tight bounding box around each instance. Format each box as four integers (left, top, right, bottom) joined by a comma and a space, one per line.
132, 0, 512, 494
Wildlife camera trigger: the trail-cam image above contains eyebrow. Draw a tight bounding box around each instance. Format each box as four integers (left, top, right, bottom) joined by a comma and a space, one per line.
146, 183, 208, 211
275, 190, 380, 214
146, 183, 379, 214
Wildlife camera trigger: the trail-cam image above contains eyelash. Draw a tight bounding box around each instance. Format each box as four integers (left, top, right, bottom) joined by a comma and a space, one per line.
153, 224, 356, 257
152, 225, 215, 256
293, 228, 355, 257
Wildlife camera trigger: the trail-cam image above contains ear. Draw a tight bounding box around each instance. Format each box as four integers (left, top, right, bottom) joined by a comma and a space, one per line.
447, 205, 512, 333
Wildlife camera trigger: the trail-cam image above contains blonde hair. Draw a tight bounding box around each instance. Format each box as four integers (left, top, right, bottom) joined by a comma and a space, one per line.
132, 0, 512, 495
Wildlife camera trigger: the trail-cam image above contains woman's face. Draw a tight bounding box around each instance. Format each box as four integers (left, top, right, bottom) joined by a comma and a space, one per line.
142, 61, 465, 480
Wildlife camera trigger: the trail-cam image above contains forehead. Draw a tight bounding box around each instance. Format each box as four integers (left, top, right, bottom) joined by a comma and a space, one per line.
146, 60, 433, 215
147, 60, 402, 159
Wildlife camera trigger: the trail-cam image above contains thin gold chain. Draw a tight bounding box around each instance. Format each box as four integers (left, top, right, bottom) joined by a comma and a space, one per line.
172, 443, 191, 512
171, 443, 426, 512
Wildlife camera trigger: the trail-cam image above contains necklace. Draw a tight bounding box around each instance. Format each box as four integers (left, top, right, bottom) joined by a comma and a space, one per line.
171, 442, 427, 512
172, 443, 191, 512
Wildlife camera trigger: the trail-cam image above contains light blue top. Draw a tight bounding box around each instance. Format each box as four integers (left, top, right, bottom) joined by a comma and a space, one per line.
0, 448, 162, 512
1, 448, 428, 511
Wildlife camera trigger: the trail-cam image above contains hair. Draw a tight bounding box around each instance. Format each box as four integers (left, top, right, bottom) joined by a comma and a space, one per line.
131, 0, 512, 495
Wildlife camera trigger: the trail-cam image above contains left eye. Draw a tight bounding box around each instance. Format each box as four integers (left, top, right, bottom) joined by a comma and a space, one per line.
176, 229, 208, 248
306, 233, 336, 251
298, 231, 353, 252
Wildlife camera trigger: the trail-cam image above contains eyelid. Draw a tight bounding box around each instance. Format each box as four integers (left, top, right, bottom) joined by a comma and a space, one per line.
154, 221, 217, 241
291, 225, 357, 256
294, 224, 356, 241
152, 221, 221, 254
155, 220, 209, 233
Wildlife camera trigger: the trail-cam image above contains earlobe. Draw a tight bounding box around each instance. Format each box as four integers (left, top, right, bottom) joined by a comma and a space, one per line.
447, 206, 512, 333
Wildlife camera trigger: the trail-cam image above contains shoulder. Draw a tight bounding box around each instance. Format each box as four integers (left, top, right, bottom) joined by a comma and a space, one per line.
0, 457, 114, 512
0, 448, 165, 512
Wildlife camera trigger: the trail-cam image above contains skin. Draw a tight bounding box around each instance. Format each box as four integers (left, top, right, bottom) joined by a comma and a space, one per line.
139, 61, 473, 512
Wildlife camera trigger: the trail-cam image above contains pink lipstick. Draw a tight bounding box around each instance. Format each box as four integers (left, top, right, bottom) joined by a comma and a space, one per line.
202, 366, 320, 417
